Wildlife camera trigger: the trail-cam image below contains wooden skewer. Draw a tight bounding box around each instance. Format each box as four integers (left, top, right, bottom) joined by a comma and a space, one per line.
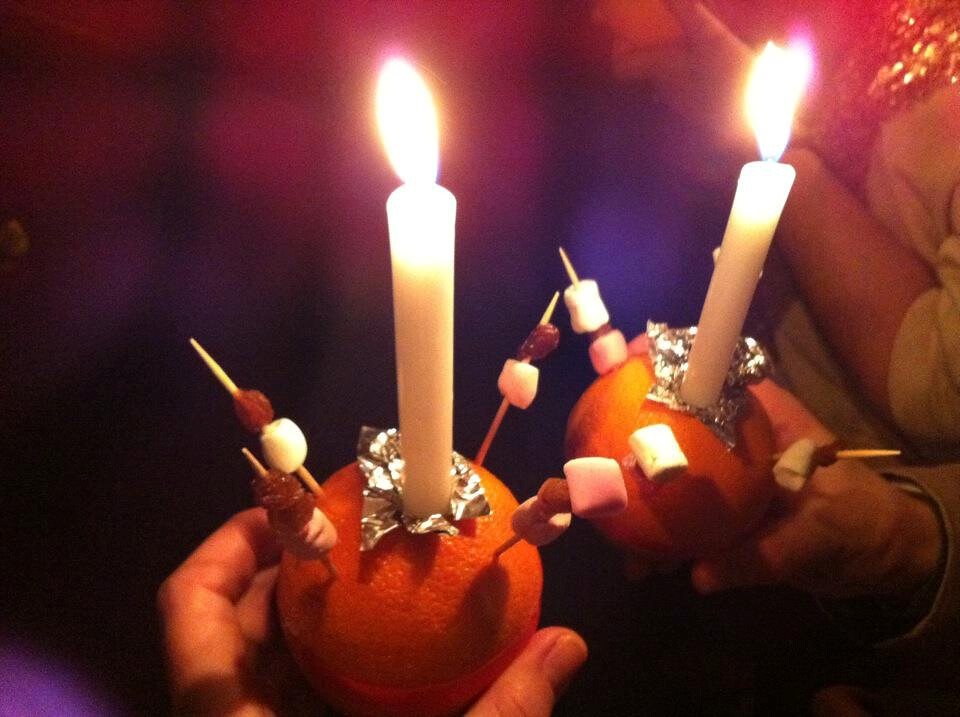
241, 448, 336, 577
832, 449, 901, 460
190, 338, 239, 395
475, 397, 509, 468
771, 447, 902, 462
493, 533, 522, 559
475, 293, 563, 467
558, 246, 580, 287
242, 446, 268, 476
539, 291, 560, 325
295, 465, 324, 496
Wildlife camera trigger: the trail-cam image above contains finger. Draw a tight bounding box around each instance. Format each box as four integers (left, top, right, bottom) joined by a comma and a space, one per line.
811, 685, 875, 717
236, 565, 280, 645
665, 0, 751, 61
179, 508, 282, 602
467, 627, 588, 717
691, 532, 785, 594
157, 509, 281, 706
749, 379, 835, 450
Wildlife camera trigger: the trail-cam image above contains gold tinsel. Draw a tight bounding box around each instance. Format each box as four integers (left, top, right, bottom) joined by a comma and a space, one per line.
869, 0, 960, 112
805, 0, 959, 185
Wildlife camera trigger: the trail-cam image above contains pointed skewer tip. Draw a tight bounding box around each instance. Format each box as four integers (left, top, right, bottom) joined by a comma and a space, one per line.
539, 291, 560, 325
190, 338, 239, 395
558, 246, 580, 287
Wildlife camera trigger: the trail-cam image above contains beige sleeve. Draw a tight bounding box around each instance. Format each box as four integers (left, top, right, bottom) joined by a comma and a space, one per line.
887, 235, 960, 442
885, 463, 960, 647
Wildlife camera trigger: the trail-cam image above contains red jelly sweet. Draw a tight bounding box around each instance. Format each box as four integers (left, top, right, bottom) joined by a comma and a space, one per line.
233, 388, 274, 433
516, 323, 560, 362
252, 468, 313, 538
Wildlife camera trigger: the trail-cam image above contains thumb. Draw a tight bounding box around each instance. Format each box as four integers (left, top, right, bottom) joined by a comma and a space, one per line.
467, 627, 587, 717
691, 537, 779, 594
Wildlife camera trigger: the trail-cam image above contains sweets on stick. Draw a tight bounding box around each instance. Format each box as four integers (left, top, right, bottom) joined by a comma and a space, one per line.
476, 293, 561, 466
242, 448, 337, 576
773, 439, 902, 492
190, 338, 322, 495
558, 247, 628, 375
495, 458, 628, 557
508, 496, 572, 548
494, 480, 571, 558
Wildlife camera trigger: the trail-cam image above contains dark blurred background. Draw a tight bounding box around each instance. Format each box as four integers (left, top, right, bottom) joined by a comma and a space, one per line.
0, 1, 868, 714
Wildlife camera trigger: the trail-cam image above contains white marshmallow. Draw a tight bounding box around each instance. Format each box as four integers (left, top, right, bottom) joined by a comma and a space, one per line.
260, 417, 308, 473
511, 496, 571, 546
497, 358, 539, 409
773, 438, 817, 492
284, 507, 338, 560
628, 424, 688, 483
563, 279, 610, 334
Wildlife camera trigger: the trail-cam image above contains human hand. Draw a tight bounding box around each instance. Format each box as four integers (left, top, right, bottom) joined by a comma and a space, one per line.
594, 0, 755, 157
157, 508, 315, 716
158, 509, 587, 717
690, 380, 942, 600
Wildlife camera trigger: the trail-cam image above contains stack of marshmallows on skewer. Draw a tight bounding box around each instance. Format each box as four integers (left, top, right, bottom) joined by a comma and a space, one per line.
191, 339, 337, 576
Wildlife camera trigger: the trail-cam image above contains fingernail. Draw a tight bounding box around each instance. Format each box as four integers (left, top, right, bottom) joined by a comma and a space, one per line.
541, 633, 588, 693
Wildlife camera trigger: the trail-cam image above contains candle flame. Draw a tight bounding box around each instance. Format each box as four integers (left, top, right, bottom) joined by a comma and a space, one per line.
746, 41, 811, 161
376, 58, 439, 185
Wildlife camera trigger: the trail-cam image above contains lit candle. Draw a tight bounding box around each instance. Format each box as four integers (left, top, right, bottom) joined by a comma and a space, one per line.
680, 41, 811, 408
376, 58, 456, 517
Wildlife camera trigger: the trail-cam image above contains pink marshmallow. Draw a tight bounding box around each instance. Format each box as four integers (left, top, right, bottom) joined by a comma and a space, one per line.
497, 358, 539, 409
563, 457, 628, 519
589, 330, 628, 375
511, 496, 571, 546
627, 333, 648, 357
284, 507, 338, 560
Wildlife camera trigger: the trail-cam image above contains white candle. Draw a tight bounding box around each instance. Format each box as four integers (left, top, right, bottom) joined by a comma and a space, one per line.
680, 41, 811, 408
377, 58, 456, 517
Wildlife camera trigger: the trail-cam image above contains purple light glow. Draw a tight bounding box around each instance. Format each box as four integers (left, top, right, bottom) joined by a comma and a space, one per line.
0, 639, 122, 717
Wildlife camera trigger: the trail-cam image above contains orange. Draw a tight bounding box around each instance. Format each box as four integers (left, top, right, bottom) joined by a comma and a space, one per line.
565, 355, 776, 569
276, 461, 542, 717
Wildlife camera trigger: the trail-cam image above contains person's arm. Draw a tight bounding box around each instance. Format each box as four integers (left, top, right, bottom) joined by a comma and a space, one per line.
776, 147, 936, 422
877, 463, 960, 645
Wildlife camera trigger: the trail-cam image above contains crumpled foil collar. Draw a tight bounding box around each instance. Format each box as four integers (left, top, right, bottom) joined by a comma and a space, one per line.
357, 426, 491, 551
645, 321, 770, 447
